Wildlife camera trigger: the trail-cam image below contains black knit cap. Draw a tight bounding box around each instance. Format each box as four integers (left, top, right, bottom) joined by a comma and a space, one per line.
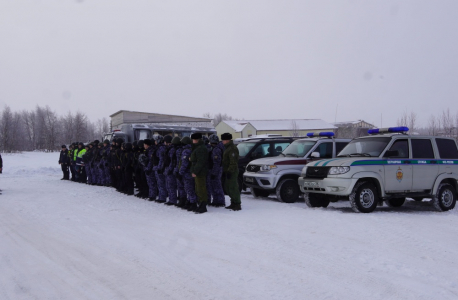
190, 132, 202, 140
221, 133, 232, 140
61, 145, 67, 148
143, 139, 152, 146
164, 135, 173, 143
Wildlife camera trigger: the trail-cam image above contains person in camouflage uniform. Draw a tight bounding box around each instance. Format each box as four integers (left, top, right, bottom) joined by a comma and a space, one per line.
84, 144, 94, 185
143, 139, 158, 201
208, 134, 226, 207
190, 133, 209, 214
202, 135, 213, 204
173, 137, 187, 207
153, 135, 168, 202
221, 133, 241, 211
163, 135, 178, 205
101, 140, 111, 186
134, 140, 148, 199
179, 136, 197, 211
122, 142, 135, 195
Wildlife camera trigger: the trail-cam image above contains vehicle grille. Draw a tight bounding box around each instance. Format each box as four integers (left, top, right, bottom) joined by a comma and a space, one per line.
305, 167, 331, 179
246, 165, 261, 173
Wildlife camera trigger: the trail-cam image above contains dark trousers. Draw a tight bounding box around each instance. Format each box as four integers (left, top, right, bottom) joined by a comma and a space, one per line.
70, 163, 76, 181
61, 163, 69, 179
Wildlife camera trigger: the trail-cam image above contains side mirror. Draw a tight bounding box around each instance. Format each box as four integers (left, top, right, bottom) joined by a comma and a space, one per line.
384, 150, 399, 158
311, 152, 320, 158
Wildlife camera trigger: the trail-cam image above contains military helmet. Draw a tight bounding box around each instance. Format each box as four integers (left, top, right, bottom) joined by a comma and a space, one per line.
172, 136, 181, 145
181, 136, 192, 145
153, 134, 164, 144
124, 142, 133, 150
209, 134, 219, 144
137, 140, 144, 148
202, 135, 209, 144
103, 139, 110, 144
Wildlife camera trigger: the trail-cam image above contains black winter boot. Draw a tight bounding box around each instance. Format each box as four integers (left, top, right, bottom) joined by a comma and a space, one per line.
186, 202, 197, 212
195, 202, 207, 214
229, 204, 241, 211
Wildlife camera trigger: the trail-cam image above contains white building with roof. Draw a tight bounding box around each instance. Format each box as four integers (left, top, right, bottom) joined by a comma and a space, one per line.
215, 119, 336, 139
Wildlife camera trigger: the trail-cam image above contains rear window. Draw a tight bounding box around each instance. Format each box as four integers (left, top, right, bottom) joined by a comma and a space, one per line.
411, 139, 435, 159
436, 138, 458, 159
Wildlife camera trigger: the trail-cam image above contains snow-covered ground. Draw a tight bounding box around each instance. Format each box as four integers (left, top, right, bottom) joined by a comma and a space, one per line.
1, 152, 458, 300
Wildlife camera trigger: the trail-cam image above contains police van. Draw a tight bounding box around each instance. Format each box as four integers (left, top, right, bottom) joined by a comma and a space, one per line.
243, 132, 350, 203
298, 127, 458, 213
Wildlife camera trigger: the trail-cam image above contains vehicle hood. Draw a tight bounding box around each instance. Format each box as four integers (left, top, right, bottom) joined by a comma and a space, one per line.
306, 157, 379, 167
248, 156, 308, 165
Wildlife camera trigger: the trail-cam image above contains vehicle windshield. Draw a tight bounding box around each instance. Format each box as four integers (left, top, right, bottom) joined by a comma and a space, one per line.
103, 133, 113, 142
282, 141, 316, 157
135, 129, 150, 140
338, 137, 391, 157
237, 142, 257, 158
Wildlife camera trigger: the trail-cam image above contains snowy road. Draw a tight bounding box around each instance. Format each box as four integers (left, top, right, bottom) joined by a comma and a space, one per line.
1, 152, 458, 300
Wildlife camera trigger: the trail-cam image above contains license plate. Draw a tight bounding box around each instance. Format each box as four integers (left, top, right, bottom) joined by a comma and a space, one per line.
303, 181, 319, 188
245, 177, 254, 183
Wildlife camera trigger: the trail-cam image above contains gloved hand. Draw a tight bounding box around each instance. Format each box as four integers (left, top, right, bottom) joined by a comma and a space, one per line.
105, 163, 108, 167
156, 169, 162, 175
176, 174, 182, 180
211, 174, 216, 180
226, 172, 232, 179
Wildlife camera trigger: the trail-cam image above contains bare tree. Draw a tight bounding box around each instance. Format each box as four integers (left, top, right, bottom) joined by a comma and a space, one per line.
427, 114, 439, 136
289, 120, 302, 137
441, 108, 454, 137
0, 105, 14, 152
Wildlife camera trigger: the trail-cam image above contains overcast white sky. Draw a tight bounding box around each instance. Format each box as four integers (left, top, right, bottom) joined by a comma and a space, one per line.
1, 0, 457, 127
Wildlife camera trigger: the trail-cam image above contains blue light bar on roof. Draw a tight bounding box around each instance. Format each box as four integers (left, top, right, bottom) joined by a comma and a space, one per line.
368, 126, 409, 135
306, 132, 335, 137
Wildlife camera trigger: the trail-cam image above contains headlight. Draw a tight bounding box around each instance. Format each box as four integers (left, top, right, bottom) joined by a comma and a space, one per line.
301, 167, 307, 177
328, 166, 350, 175
260, 165, 277, 171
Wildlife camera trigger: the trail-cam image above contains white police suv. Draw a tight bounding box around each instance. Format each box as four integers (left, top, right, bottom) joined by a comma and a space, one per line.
298, 127, 458, 213
243, 132, 350, 203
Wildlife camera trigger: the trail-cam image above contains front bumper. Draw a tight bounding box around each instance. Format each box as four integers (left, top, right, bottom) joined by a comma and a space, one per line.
298, 177, 358, 196
243, 172, 278, 190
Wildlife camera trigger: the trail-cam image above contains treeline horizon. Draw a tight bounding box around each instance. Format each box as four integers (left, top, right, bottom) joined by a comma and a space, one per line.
0, 105, 109, 152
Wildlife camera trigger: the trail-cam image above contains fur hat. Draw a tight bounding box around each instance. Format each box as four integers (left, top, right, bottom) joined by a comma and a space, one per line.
190, 133, 202, 140
221, 133, 232, 140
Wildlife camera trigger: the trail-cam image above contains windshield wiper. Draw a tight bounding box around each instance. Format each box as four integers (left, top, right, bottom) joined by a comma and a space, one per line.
279, 153, 285, 157
347, 153, 371, 157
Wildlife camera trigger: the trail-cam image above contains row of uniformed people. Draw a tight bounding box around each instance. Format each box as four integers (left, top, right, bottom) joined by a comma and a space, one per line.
58, 132, 241, 213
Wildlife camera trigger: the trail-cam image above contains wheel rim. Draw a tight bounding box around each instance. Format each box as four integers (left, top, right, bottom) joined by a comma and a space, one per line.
283, 183, 296, 198
359, 188, 375, 208
441, 189, 454, 207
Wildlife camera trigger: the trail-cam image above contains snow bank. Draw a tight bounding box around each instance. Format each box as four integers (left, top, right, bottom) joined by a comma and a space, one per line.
1, 152, 458, 300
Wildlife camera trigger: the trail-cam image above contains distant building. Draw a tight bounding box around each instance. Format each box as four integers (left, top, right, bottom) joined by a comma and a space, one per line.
333, 120, 375, 128
333, 120, 375, 138
107, 110, 215, 140
215, 119, 336, 139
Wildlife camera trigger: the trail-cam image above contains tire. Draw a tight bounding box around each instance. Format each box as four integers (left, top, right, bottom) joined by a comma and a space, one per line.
386, 197, 405, 207
251, 188, 270, 198
276, 178, 300, 203
432, 183, 457, 212
349, 181, 378, 213
305, 193, 330, 208
413, 197, 423, 202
